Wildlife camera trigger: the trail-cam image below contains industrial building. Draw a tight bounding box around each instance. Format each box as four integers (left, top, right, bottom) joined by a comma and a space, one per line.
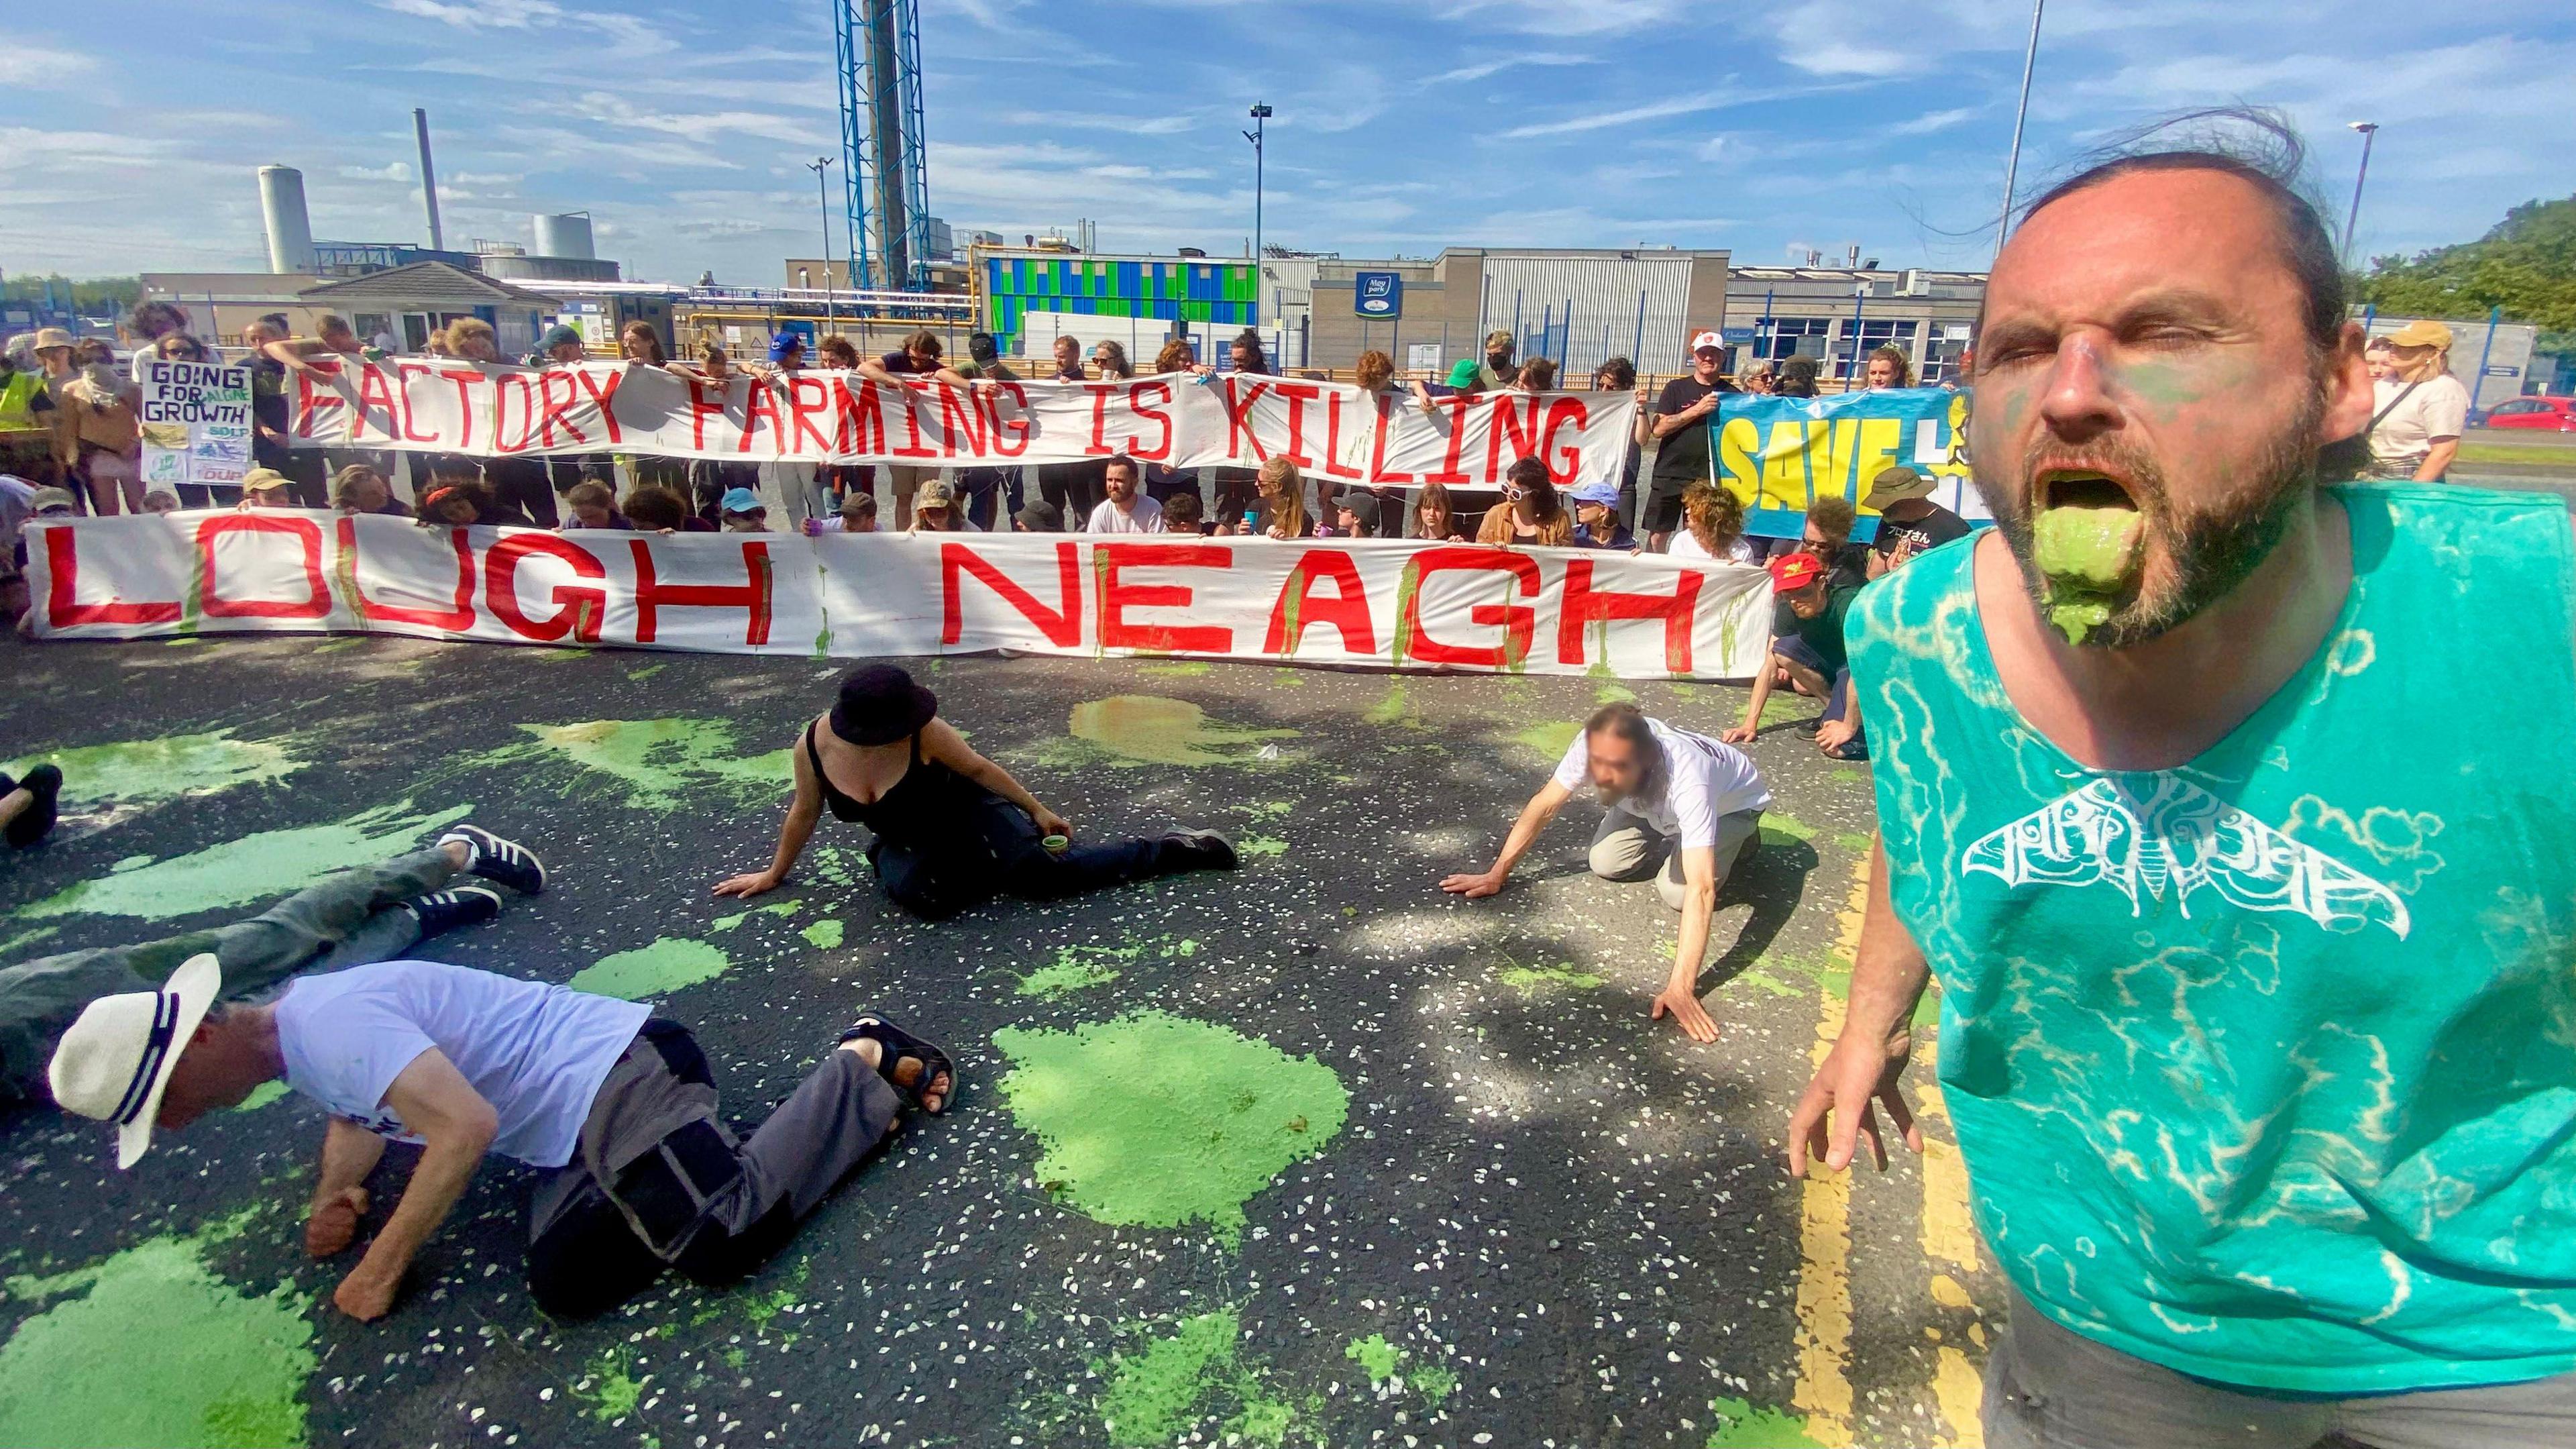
1723, 266, 1987, 384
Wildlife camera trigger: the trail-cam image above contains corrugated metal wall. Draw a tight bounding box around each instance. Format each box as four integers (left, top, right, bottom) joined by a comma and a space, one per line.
1474, 254, 1696, 379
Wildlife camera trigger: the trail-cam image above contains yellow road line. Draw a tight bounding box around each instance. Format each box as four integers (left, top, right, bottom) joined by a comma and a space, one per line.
1790, 861, 1873, 1446
1917, 1042, 1988, 1447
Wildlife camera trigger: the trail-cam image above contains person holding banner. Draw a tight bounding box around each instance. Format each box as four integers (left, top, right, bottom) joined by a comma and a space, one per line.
1475, 457, 1572, 547
60, 341, 144, 517
857, 329, 974, 531
1441, 702, 1770, 1044
712, 665, 1239, 922
1446, 330, 1517, 394
1641, 332, 1737, 550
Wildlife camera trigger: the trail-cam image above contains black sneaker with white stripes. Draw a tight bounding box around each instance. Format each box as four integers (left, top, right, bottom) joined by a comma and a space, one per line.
438, 824, 547, 895
402, 886, 502, 937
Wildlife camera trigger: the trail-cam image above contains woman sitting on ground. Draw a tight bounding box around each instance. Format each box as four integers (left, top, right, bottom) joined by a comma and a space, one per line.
1254, 456, 1311, 539
416, 473, 534, 529
558, 480, 631, 531
714, 665, 1239, 920
1476, 456, 1572, 547
1666, 480, 1756, 563
331, 464, 411, 518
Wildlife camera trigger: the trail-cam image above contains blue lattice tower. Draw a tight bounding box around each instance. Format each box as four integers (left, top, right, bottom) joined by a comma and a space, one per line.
833, 0, 934, 293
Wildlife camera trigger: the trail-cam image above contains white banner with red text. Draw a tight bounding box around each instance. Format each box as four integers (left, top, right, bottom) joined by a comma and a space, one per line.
25, 512, 1771, 680
285, 360, 1636, 490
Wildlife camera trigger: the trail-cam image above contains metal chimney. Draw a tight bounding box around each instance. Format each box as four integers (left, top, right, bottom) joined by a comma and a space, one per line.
413, 109, 444, 252
258, 165, 315, 273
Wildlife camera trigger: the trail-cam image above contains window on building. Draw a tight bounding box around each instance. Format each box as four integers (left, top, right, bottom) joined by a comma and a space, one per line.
1751, 317, 1834, 362
1831, 318, 1921, 380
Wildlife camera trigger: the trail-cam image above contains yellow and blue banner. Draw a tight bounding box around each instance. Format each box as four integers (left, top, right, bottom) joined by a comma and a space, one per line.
1710, 387, 1982, 539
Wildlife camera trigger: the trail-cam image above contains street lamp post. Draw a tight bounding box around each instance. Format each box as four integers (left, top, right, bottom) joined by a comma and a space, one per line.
2342, 121, 2380, 270
1244, 103, 1272, 327
808, 155, 837, 337
1995, 0, 2045, 258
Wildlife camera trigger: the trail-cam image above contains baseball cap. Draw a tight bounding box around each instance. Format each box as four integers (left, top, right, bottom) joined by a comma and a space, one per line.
968, 331, 1000, 363
1768, 551, 1825, 594
29, 486, 78, 514
239, 467, 292, 497
1336, 492, 1380, 532
1862, 465, 1933, 509
1690, 330, 1723, 354
2384, 319, 2453, 350
1567, 481, 1621, 508
719, 487, 764, 515
1015, 499, 1063, 532
767, 332, 806, 362
915, 476, 957, 508
539, 323, 584, 352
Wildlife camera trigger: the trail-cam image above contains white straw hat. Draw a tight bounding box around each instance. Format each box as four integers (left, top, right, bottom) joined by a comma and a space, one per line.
49, 953, 222, 1169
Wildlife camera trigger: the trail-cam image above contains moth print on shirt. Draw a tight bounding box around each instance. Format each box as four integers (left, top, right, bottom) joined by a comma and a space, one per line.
1962, 776, 2410, 939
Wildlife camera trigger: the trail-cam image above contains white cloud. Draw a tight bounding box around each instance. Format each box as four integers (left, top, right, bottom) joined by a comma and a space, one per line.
1501, 80, 1870, 139
337, 162, 415, 182
1889, 106, 1982, 136
1434, 0, 1688, 38
0, 38, 97, 88
1000, 109, 1200, 136
376, 0, 564, 30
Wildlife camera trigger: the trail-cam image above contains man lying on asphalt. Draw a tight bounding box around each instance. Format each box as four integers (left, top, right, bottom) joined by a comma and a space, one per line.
50, 953, 955, 1321
0, 824, 541, 1102
1441, 701, 1770, 1042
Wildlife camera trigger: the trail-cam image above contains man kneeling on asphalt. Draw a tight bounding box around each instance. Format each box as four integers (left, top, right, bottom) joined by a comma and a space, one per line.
50, 955, 955, 1322
1441, 701, 1770, 1042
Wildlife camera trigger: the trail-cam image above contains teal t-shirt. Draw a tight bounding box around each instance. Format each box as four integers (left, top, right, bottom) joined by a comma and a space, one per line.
1849, 483, 2576, 1393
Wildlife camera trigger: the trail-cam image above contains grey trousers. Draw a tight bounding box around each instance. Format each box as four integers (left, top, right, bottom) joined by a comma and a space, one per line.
1984, 1287, 2576, 1449
524, 1022, 900, 1318
0, 847, 455, 1101
1587, 806, 1764, 910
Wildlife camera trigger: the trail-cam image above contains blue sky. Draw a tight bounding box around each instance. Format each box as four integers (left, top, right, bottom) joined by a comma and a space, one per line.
2, 1, 2570, 284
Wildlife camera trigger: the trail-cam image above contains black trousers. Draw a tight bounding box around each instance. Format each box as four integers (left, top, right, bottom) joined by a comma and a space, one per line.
869, 795, 1169, 921
486, 458, 559, 527
1036, 462, 1106, 529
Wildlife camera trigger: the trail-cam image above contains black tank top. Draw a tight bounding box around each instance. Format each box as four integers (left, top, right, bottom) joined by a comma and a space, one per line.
803, 721, 983, 846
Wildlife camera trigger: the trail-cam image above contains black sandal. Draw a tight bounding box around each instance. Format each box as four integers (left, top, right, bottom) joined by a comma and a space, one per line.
838, 1015, 957, 1116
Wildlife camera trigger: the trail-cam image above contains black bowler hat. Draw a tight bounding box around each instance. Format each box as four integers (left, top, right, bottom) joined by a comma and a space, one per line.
828, 664, 938, 745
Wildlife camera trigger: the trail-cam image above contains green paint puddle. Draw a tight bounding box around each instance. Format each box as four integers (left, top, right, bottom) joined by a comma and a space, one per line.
1363, 680, 1425, 729
1061, 696, 1297, 767
1138, 661, 1213, 678
1731, 969, 1803, 999
1019, 943, 1138, 999
1832, 832, 1874, 853
1346, 1334, 1403, 1384
1409, 1363, 1458, 1405
1241, 800, 1291, 819
1706, 1395, 1821, 1448
0, 1226, 316, 1448
626, 664, 667, 682
806, 846, 860, 886
18, 801, 472, 920
576, 1346, 645, 1423
996, 1011, 1348, 1240
496, 718, 790, 811
1758, 692, 1817, 728
1508, 720, 1579, 758
1828, 767, 1864, 785
1759, 813, 1818, 849
570, 937, 730, 1000
5, 729, 302, 807
1238, 835, 1287, 859
1091, 1310, 1305, 1448
710, 898, 803, 932
229, 1081, 290, 1114
798, 919, 845, 950
1594, 681, 1638, 706
1497, 963, 1604, 994
163, 636, 203, 649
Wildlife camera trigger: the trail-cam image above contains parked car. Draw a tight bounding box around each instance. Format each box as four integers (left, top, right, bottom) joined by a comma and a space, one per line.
2476, 396, 2576, 432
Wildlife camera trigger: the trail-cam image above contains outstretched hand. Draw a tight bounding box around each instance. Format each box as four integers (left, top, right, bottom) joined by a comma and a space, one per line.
712, 870, 780, 899
1788, 1029, 1921, 1175
1718, 722, 1758, 745
1439, 869, 1503, 899
1651, 985, 1719, 1043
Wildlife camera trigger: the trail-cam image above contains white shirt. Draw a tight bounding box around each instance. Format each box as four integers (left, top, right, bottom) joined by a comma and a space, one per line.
1552, 715, 1771, 849
1666, 529, 1760, 564
1087, 494, 1166, 534
2368, 372, 2471, 468
276, 959, 649, 1169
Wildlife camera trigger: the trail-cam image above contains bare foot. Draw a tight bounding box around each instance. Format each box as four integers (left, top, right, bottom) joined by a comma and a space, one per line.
837, 1037, 950, 1113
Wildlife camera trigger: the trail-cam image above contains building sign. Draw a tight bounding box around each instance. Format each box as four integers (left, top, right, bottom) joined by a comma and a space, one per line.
1354, 272, 1403, 319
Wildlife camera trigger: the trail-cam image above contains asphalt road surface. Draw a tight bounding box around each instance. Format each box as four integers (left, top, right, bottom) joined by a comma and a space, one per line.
0, 636, 1996, 1448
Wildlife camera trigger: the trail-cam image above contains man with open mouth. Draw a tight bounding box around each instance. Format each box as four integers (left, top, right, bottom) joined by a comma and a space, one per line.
1787, 110, 2576, 1447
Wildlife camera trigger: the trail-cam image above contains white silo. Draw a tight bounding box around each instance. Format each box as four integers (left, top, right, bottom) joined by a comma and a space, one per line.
259, 166, 316, 274
533, 212, 596, 261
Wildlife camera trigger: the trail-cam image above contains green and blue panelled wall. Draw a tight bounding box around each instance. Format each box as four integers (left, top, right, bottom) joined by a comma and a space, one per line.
984, 257, 1259, 353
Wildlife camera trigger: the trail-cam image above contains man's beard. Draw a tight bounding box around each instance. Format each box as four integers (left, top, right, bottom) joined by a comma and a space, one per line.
1981, 384, 2326, 649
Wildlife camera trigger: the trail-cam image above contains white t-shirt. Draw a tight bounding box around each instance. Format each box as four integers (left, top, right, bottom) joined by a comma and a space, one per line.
1552, 716, 1771, 848
1666, 529, 1760, 565
1087, 494, 1166, 534
2368, 372, 2471, 468
276, 960, 650, 1169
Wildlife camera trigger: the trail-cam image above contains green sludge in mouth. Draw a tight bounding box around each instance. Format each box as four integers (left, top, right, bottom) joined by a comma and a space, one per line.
2032, 498, 2141, 645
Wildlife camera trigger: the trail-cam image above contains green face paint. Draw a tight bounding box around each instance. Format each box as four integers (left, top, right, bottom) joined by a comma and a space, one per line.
2031, 500, 2143, 645
19, 801, 471, 920
568, 937, 730, 1000
995, 1012, 1348, 1240
1065, 697, 1298, 767
0, 1232, 317, 1449
4, 730, 301, 807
